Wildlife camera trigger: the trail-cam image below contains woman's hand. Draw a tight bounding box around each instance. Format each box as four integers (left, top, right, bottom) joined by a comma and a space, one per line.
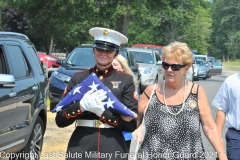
121, 115, 135, 122
120, 110, 137, 122
133, 127, 144, 143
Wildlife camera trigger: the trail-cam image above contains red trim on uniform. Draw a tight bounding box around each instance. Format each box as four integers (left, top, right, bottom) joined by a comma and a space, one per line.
63, 85, 68, 96
93, 65, 115, 77
64, 110, 82, 119
100, 117, 118, 126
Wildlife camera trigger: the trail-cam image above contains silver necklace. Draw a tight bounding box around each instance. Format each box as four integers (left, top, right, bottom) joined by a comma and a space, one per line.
163, 80, 186, 115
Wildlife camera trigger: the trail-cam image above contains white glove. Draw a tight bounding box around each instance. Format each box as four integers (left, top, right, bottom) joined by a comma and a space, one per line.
80, 89, 107, 117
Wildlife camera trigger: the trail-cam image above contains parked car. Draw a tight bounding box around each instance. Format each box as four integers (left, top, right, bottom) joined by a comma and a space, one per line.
126, 48, 163, 92
210, 61, 222, 75
38, 52, 60, 77
119, 48, 142, 94
196, 59, 210, 79
132, 44, 163, 57
48, 45, 141, 110
0, 32, 48, 158
208, 56, 216, 65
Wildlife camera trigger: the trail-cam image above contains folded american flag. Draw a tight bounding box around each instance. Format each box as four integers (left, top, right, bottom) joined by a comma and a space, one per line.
52, 73, 135, 117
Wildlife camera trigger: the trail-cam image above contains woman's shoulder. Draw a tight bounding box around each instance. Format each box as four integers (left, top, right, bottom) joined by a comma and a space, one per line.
144, 82, 162, 96
189, 82, 204, 94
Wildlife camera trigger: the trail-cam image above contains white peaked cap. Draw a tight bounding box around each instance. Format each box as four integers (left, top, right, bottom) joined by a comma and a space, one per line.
89, 27, 128, 46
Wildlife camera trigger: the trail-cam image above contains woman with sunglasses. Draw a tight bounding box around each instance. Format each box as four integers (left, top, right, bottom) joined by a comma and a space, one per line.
136, 41, 227, 160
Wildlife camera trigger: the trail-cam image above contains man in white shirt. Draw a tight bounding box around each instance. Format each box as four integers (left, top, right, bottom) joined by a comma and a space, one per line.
212, 72, 240, 160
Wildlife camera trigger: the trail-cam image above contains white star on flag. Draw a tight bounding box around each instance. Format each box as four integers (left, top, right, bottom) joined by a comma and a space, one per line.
73, 86, 81, 95
122, 104, 128, 110
55, 105, 64, 112
105, 97, 115, 109
89, 81, 99, 91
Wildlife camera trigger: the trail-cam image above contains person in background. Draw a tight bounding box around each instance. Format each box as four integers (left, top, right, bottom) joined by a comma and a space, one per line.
55, 27, 138, 160
112, 54, 139, 151
136, 41, 227, 160
212, 72, 240, 160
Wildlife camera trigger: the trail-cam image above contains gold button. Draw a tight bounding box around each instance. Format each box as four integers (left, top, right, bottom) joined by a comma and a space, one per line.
77, 109, 80, 113
114, 121, 116, 123
72, 112, 75, 114
102, 116, 105, 119
108, 119, 111, 122
99, 76, 103, 80
67, 114, 70, 116
105, 70, 108, 74
96, 69, 98, 72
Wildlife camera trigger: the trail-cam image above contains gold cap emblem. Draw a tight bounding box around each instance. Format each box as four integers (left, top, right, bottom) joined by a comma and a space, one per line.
189, 100, 197, 109
103, 29, 108, 36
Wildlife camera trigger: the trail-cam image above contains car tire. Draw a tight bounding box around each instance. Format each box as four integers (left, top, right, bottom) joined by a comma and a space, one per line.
195, 76, 199, 81
208, 72, 211, 78
12, 117, 44, 160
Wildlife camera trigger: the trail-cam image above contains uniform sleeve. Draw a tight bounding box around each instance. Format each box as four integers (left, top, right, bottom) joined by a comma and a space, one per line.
212, 80, 229, 112
99, 76, 138, 132
55, 74, 85, 127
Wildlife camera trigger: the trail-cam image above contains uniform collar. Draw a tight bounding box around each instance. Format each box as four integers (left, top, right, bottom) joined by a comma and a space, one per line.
93, 65, 115, 78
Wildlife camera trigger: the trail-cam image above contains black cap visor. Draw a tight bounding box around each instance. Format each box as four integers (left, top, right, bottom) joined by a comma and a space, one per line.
93, 40, 119, 51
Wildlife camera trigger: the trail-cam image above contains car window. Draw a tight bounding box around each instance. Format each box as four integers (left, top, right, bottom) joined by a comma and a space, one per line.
66, 48, 96, 66
196, 57, 206, 61
154, 48, 162, 55
196, 60, 205, 66
214, 62, 222, 66
7, 45, 31, 79
131, 51, 154, 64
0, 46, 8, 74
119, 50, 131, 66
27, 47, 44, 75
155, 53, 161, 62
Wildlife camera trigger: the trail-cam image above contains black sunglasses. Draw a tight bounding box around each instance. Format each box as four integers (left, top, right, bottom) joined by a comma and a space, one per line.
162, 62, 186, 71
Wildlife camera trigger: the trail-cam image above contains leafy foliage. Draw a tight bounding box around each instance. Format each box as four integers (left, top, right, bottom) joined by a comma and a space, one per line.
1, 0, 213, 56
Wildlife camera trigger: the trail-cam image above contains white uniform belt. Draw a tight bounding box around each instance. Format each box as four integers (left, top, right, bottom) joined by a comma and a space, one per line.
76, 120, 114, 128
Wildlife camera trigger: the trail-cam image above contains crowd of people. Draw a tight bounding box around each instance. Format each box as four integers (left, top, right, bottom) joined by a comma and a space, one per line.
53, 27, 237, 160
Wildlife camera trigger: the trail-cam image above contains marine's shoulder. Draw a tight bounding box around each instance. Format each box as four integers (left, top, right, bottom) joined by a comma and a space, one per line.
74, 68, 92, 75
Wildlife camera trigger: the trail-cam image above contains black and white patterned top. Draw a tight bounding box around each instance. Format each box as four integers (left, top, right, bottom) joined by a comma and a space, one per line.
138, 84, 206, 160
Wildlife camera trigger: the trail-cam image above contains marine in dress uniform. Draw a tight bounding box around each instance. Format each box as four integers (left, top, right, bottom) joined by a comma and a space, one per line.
55, 27, 138, 160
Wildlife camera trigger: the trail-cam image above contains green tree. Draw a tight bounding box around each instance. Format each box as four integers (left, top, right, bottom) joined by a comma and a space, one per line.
210, 0, 240, 60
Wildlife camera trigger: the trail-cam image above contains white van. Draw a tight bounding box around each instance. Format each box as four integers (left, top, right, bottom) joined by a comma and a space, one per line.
195, 55, 208, 62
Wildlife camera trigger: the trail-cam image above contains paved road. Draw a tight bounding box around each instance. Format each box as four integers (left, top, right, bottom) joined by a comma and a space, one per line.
129, 67, 238, 160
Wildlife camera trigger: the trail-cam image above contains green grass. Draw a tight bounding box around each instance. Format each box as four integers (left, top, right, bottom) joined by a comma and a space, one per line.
46, 97, 50, 109
223, 59, 240, 71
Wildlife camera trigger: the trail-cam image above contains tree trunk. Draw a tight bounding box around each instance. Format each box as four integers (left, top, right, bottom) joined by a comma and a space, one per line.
116, 0, 131, 48
49, 37, 54, 55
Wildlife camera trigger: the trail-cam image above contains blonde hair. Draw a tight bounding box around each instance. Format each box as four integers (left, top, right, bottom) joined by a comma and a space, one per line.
162, 41, 193, 66
115, 54, 138, 86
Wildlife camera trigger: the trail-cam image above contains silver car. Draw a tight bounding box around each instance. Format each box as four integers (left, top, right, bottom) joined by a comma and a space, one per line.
196, 59, 210, 79
126, 48, 163, 92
